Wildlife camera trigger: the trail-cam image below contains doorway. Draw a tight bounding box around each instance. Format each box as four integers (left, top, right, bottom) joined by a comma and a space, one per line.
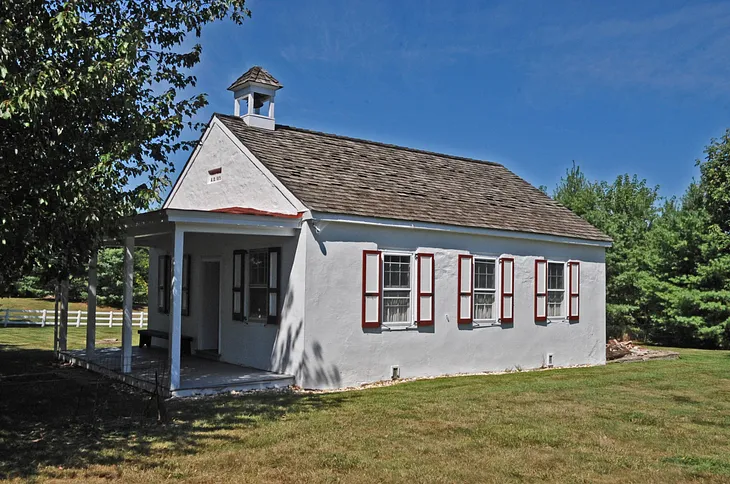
200, 260, 221, 354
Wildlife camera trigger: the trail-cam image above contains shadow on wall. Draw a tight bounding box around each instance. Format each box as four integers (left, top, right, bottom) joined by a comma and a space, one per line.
0, 343, 348, 480
270, 284, 341, 389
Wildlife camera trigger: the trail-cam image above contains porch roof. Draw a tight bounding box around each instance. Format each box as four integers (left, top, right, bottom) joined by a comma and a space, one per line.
125, 207, 303, 240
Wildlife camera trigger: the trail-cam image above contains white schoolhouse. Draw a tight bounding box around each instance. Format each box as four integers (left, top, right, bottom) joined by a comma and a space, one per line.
65, 66, 610, 396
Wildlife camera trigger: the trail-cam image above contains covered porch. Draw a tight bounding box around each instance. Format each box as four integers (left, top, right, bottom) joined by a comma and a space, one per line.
59, 346, 294, 398
60, 208, 303, 397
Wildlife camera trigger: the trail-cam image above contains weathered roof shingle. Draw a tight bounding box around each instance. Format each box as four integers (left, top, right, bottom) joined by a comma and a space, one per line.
227, 66, 282, 91
216, 114, 611, 243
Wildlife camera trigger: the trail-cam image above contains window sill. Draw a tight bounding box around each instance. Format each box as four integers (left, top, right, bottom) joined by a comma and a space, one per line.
472, 320, 501, 328
546, 318, 569, 324
234, 318, 268, 325
381, 323, 419, 331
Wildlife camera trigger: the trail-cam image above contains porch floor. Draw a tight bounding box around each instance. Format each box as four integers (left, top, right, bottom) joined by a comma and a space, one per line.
59, 346, 294, 397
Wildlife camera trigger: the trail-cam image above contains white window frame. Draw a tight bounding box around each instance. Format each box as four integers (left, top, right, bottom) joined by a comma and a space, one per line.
247, 248, 269, 322
473, 257, 499, 322
381, 251, 415, 327
547, 261, 567, 319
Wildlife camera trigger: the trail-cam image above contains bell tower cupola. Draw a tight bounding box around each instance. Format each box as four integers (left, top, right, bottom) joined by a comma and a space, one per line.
227, 66, 282, 130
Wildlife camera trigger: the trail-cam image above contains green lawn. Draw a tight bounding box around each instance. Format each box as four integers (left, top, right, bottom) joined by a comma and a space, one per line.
0, 296, 146, 312
0, 330, 729, 483
0, 326, 138, 353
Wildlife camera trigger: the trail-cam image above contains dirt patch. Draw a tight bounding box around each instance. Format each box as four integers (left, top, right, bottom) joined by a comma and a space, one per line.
607, 341, 679, 364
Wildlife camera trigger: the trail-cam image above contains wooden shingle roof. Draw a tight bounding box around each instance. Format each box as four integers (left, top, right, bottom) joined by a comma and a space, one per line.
227, 66, 282, 91
215, 114, 611, 243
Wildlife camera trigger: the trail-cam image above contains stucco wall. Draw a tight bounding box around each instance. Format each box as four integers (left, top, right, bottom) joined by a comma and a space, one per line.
146, 228, 308, 382
301, 221, 606, 389
165, 122, 298, 214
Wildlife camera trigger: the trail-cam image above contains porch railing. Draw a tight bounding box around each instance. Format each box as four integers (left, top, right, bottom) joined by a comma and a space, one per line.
1, 308, 148, 328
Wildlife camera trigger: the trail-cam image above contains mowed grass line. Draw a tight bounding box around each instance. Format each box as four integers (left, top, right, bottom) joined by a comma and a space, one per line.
0, 330, 729, 482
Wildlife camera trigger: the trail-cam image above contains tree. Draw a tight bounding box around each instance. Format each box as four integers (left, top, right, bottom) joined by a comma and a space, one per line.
698, 129, 730, 232
552, 150, 730, 348
553, 164, 661, 338
640, 184, 730, 347
12, 247, 150, 306
0, 0, 250, 292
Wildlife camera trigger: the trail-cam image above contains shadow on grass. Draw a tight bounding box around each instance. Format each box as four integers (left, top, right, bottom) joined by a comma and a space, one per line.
0, 345, 345, 480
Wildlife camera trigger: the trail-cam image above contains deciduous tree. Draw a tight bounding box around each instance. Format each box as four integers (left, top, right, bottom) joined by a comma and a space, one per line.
0, 0, 250, 291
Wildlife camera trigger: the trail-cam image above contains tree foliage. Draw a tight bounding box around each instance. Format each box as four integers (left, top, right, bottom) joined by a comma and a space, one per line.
0, 0, 250, 291
552, 133, 730, 348
12, 247, 149, 306
698, 129, 730, 233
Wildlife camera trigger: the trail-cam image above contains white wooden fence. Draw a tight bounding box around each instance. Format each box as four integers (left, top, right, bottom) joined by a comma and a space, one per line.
1, 308, 148, 328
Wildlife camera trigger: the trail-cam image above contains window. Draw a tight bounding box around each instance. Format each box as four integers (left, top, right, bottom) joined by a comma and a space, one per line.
382, 254, 412, 324
547, 262, 565, 318
248, 250, 269, 320
232, 250, 245, 320
473, 259, 497, 320
157, 255, 170, 314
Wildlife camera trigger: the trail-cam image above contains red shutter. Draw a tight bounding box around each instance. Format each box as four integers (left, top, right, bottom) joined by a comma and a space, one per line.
568, 261, 580, 321
416, 253, 435, 326
535, 259, 547, 322
457, 254, 473, 324
362, 250, 382, 328
500, 257, 515, 323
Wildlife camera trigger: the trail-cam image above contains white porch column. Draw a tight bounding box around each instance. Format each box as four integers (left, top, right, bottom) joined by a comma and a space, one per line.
169, 227, 184, 391
121, 237, 135, 373
86, 250, 98, 355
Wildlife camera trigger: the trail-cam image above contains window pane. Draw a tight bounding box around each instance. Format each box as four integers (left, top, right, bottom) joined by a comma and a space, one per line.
383, 290, 410, 323
233, 254, 242, 287
548, 291, 564, 317
548, 263, 564, 290
233, 291, 241, 314
474, 260, 495, 290
384, 255, 410, 289
249, 287, 267, 319
474, 291, 495, 320
250, 251, 268, 286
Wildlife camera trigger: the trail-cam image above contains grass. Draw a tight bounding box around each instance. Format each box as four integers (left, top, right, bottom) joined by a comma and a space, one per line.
0, 296, 146, 312
1, 330, 729, 483
0, 326, 139, 354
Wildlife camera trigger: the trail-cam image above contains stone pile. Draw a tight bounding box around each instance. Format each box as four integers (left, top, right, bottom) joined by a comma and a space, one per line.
606, 339, 635, 360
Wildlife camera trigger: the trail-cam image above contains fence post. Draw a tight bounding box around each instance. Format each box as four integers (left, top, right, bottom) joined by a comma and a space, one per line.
3, 309, 8, 327
41, 309, 47, 327
138, 312, 144, 328
76, 310, 82, 327
109, 311, 114, 328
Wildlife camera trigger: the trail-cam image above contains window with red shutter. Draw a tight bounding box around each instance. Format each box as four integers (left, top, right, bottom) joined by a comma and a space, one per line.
500, 257, 515, 323
416, 253, 435, 326
457, 254, 473, 324
568, 261, 580, 321
535, 259, 547, 322
362, 250, 382, 328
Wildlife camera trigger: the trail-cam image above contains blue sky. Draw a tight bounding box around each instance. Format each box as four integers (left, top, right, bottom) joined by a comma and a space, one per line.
178, 0, 730, 199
